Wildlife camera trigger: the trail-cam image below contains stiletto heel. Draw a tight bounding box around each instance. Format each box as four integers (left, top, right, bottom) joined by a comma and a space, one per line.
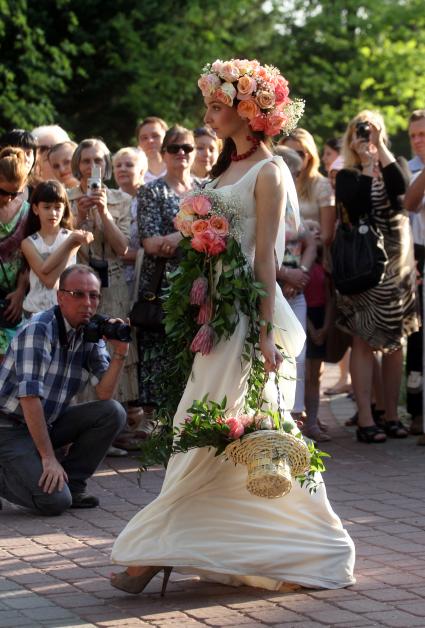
161, 567, 173, 596
111, 566, 172, 595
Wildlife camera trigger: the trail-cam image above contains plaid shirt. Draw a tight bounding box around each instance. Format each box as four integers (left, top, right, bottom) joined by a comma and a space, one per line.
0, 307, 110, 425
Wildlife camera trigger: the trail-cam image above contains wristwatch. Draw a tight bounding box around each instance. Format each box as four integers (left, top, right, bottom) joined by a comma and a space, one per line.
299, 264, 310, 274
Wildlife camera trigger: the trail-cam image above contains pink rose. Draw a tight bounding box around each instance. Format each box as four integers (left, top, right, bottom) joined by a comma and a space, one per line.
225, 417, 245, 439
237, 99, 260, 121
237, 75, 257, 101
179, 197, 196, 215
219, 61, 240, 83
191, 230, 226, 256
191, 219, 209, 236
174, 213, 194, 237
190, 324, 214, 355
208, 234, 227, 256
256, 90, 276, 110
191, 195, 212, 216
211, 59, 224, 74
274, 75, 289, 105
238, 414, 254, 427
214, 83, 236, 107
264, 111, 287, 137
198, 73, 221, 97
197, 300, 213, 324
190, 276, 208, 305
209, 214, 229, 236
234, 59, 255, 74
250, 114, 267, 132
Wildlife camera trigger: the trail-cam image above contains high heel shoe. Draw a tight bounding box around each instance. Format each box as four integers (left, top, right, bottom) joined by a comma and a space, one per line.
111, 566, 173, 595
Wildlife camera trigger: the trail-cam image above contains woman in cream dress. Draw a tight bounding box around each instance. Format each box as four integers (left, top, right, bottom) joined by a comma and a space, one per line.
111, 59, 355, 594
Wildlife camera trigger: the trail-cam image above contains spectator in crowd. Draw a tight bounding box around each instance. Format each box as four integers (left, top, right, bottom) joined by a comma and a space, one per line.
404, 156, 425, 435
0, 264, 127, 515
336, 110, 418, 443
112, 147, 148, 295
407, 110, 425, 174
68, 139, 139, 441
136, 117, 168, 183
322, 137, 341, 174
0, 147, 30, 359
191, 126, 220, 182
136, 125, 198, 429
48, 141, 79, 189
32, 125, 71, 181
274, 145, 317, 425
280, 128, 336, 246
303, 219, 331, 442
0, 129, 37, 183
21, 180, 93, 317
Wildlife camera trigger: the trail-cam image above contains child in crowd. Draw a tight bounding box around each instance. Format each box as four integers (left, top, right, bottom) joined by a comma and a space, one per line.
48, 141, 79, 189
21, 180, 93, 316
303, 219, 332, 442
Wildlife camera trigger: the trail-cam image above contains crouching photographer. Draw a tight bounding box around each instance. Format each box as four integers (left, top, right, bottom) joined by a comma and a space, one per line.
0, 264, 129, 516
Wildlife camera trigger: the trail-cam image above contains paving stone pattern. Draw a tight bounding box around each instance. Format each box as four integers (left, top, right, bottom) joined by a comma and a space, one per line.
1, 364, 425, 627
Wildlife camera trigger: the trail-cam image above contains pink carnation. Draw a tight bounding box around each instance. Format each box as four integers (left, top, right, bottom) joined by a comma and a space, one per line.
190, 276, 208, 305
225, 417, 245, 439
190, 324, 214, 355
197, 300, 213, 324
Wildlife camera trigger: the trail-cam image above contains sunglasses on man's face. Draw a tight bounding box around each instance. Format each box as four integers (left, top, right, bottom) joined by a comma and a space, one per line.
165, 144, 194, 155
0, 187, 21, 198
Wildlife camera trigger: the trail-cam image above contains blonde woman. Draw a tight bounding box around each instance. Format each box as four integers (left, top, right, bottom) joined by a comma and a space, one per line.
336, 110, 417, 443
280, 128, 336, 246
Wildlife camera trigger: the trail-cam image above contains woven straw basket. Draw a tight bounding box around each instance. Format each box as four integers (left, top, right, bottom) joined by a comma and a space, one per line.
226, 430, 311, 499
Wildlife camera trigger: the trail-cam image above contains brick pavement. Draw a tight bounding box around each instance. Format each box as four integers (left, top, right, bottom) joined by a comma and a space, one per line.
1, 363, 425, 627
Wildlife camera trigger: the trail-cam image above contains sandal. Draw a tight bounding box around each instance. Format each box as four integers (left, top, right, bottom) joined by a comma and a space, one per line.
356, 425, 386, 443
384, 420, 408, 439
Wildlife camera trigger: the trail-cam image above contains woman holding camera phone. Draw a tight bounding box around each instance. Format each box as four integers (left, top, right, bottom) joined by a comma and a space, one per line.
67, 139, 140, 421
0, 147, 30, 359
335, 111, 417, 443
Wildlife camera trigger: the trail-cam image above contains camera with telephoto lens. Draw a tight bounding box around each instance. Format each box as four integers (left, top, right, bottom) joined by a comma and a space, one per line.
83, 314, 132, 343
87, 164, 102, 197
355, 121, 371, 140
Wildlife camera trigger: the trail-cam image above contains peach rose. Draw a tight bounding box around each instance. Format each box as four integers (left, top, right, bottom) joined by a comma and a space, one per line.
179, 197, 196, 215
256, 90, 276, 110
209, 214, 229, 236
214, 82, 236, 107
237, 98, 260, 121
219, 61, 240, 83
237, 75, 257, 100
174, 214, 194, 237
234, 59, 254, 74
250, 113, 267, 132
192, 195, 212, 216
191, 219, 209, 236
198, 73, 221, 97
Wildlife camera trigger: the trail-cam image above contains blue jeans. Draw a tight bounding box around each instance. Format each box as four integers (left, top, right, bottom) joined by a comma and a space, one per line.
0, 400, 126, 516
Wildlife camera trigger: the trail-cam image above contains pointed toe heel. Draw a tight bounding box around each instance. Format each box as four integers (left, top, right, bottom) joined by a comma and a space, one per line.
111, 566, 173, 596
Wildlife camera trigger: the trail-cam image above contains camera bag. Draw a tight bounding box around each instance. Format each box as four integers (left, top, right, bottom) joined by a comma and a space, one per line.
129, 257, 166, 332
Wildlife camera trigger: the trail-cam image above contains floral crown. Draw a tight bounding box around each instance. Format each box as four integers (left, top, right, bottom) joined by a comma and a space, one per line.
198, 58, 304, 137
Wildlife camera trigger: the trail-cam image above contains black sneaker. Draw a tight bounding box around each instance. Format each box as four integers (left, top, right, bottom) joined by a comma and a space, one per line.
70, 493, 99, 509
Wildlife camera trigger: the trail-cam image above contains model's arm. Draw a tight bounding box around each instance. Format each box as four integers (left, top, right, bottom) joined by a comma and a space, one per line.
254, 161, 285, 372
405, 169, 425, 213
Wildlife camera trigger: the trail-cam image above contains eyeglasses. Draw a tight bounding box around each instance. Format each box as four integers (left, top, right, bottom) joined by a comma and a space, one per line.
60, 289, 101, 301
0, 187, 22, 198
165, 144, 194, 155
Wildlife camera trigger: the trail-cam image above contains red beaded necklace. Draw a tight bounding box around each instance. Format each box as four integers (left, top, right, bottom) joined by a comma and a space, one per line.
231, 136, 261, 161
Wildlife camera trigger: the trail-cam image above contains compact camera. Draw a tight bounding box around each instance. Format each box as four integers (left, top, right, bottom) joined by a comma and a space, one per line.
83, 314, 132, 343
355, 121, 371, 140
87, 164, 102, 197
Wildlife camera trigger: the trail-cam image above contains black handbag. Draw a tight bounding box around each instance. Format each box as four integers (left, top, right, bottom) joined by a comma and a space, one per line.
129, 258, 166, 332
331, 204, 388, 296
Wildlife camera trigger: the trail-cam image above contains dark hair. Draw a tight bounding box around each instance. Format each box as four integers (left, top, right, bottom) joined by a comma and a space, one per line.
409, 109, 425, 124
324, 137, 341, 153
194, 126, 217, 140
59, 263, 100, 289
211, 130, 271, 179
26, 180, 74, 236
135, 116, 168, 142
161, 125, 194, 152
0, 129, 37, 173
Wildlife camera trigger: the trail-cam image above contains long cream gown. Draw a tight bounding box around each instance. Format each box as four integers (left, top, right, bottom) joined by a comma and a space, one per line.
111, 157, 356, 590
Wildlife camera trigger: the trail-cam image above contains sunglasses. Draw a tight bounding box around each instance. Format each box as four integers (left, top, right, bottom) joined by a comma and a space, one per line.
0, 187, 22, 198
165, 144, 194, 155
38, 145, 54, 154
60, 289, 101, 301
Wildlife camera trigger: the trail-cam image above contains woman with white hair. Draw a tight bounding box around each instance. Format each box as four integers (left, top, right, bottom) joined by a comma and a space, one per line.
31, 125, 71, 181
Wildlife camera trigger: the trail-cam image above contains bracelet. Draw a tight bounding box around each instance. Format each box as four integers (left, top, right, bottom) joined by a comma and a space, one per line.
112, 352, 128, 361
299, 264, 310, 274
